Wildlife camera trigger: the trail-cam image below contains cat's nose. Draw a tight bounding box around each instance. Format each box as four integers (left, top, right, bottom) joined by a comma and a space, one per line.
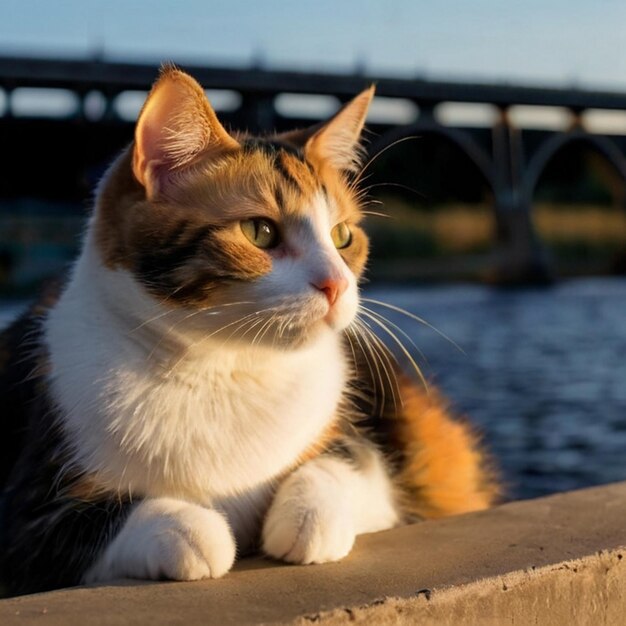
312, 277, 348, 306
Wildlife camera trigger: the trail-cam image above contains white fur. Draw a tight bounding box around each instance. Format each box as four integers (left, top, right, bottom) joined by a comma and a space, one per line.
85, 498, 235, 582
46, 236, 346, 518
262, 450, 400, 564
45, 190, 387, 582
249, 191, 358, 334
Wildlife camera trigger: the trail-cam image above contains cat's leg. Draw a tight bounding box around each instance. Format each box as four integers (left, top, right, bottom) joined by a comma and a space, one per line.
3, 444, 236, 593
2, 469, 132, 594
85, 497, 236, 583
262, 439, 399, 564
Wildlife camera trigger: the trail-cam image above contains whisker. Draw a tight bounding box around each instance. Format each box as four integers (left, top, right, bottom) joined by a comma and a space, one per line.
127, 301, 254, 335
361, 181, 426, 200
358, 308, 429, 392
259, 313, 278, 346
353, 318, 401, 413
343, 328, 360, 377
279, 313, 297, 342
354, 316, 403, 415
164, 305, 280, 372
361, 210, 393, 219
346, 325, 380, 408
126, 308, 178, 333
355, 135, 421, 186
144, 307, 212, 363
361, 297, 465, 355
282, 314, 294, 339
360, 305, 428, 366
251, 315, 274, 348
349, 323, 387, 415
224, 314, 265, 345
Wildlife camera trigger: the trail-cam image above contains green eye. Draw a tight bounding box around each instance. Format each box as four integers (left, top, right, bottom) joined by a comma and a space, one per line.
241, 218, 280, 249
331, 222, 352, 249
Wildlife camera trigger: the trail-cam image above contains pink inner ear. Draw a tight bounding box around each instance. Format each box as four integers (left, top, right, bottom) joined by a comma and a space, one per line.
131, 70, 239, 199
133, 78, 187, 192
305, 86, 374, 173
133, 116, 162, 189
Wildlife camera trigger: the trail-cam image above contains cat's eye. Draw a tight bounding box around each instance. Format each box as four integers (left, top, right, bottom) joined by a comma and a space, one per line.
331, 222, 352, 249
240, 218, 280, 249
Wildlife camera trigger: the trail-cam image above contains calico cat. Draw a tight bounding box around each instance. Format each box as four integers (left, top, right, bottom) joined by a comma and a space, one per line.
0, 67, 498, 596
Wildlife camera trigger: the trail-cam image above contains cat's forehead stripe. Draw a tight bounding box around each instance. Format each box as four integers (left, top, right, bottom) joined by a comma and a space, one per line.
275, 151, 319, 200
241, 138, 320, 200
274, 151, 308, 193
274, 183, 286, 213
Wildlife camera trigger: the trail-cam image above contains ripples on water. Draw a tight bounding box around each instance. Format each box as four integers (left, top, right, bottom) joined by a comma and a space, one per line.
2, 277, 625, 500
367, 277, 626, 500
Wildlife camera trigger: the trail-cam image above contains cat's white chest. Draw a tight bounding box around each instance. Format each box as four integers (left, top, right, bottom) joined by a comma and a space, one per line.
45, 249, 349, 548
47, 291, 345, 506
106, 337, 346, 500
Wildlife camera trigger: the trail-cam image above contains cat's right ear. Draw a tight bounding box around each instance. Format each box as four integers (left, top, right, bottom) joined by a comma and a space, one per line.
275, 86, 374, 174
133, 65, 239, 199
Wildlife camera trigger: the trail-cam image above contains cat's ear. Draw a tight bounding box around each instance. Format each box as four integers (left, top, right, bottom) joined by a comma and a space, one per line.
133, 65, 239, 198
279, 86, 375, 173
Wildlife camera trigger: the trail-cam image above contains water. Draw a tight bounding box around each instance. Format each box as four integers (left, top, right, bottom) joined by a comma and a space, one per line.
0, 302, 27, 329
365, 278, 626, 500
2, 278, 626, 500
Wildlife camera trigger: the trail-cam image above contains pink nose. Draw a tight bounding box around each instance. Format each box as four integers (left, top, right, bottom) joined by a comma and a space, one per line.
312, 277, 348, 306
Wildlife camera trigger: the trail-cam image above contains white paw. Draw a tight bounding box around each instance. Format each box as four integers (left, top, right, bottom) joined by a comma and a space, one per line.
262, 459, 356, 564
85, 498, 236, 583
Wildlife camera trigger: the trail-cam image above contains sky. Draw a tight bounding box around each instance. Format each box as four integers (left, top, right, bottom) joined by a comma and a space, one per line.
1, 0, 626, 90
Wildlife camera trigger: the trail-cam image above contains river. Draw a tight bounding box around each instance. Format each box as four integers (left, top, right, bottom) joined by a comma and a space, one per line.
366, 277, 626, 500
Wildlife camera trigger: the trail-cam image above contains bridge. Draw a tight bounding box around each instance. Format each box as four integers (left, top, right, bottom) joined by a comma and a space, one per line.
2, 55, 626, 284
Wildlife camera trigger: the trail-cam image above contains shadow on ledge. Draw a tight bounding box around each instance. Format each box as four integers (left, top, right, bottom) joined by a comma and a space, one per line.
2, 482, 626, 625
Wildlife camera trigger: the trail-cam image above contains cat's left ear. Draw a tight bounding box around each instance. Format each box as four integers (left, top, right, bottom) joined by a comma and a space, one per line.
279, 86, 375, 173
133, 65, 239, 198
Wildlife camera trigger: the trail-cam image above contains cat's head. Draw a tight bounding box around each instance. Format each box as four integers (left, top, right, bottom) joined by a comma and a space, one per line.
94, 66, 373, 349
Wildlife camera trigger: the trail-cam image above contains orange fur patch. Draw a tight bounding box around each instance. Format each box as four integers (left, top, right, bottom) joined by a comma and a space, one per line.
275, 151, 319, 200
394, 380, 500, 519
94, 136, 370, 309
296, 419, 344, 466
93, 69, 374, 310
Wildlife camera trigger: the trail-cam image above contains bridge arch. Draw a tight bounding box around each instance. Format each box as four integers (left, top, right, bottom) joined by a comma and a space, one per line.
524, 129, 626, 277
361, 120, 498, 281
523, 129, 626, 203
366, 120, 496, 193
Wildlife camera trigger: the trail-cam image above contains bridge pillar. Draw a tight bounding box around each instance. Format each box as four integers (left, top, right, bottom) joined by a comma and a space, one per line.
238, 93, 276, 134
4, 87, 13, 118
490, 110, 553, 284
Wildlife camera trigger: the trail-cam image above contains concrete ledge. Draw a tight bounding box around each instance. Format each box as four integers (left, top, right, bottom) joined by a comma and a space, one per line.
2, 482, 626, 625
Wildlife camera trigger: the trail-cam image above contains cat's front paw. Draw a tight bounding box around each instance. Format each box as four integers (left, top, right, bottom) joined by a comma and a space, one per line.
85, 498, 236, 582
262, 459, 356, 564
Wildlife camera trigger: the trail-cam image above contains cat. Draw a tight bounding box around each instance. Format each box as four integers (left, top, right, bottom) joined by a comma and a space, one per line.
0, 66, 499, 596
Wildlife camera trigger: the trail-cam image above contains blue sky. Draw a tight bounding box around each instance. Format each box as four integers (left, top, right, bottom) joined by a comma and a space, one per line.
1, 0, 626, 89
